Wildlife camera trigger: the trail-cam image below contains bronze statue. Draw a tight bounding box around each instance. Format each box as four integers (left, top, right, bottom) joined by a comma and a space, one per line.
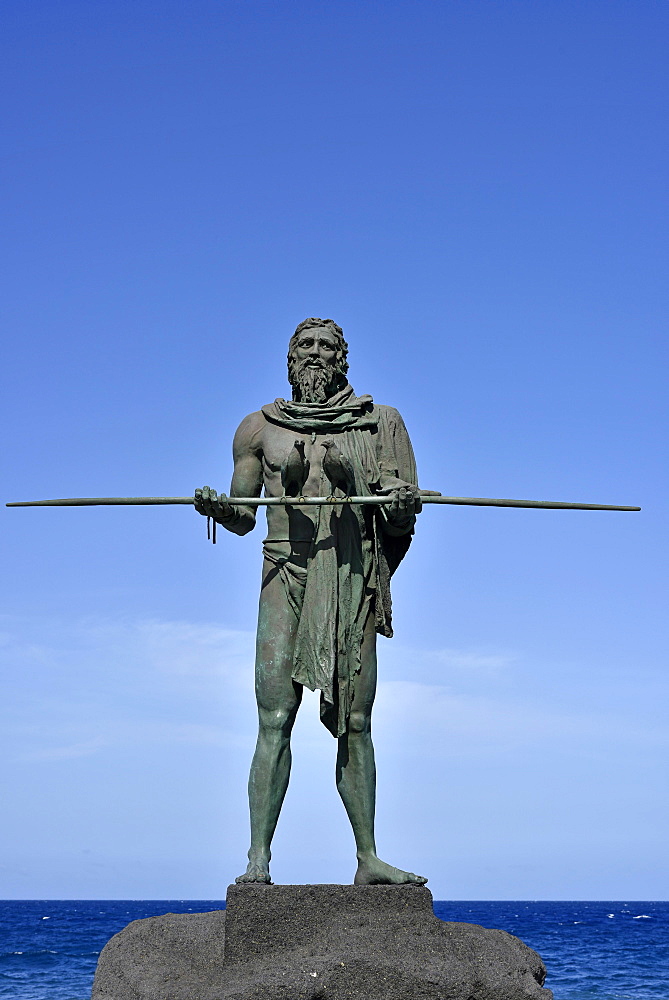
6, 320, 640, 889
195, 318, 438, 886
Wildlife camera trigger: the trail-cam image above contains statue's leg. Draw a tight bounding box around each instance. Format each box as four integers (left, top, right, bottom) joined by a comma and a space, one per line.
236, 562, 301, 885
335, 612, 378, 861
336, 614, 428, 886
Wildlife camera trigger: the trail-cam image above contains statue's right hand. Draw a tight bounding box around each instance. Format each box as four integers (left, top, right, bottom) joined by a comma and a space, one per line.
194, 486, 236, 520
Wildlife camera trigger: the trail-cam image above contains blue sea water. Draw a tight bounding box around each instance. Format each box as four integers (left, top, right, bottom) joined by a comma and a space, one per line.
0, 899, 666, 1000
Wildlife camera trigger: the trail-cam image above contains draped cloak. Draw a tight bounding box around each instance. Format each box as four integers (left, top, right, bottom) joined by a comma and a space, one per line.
260, 385, 418, 737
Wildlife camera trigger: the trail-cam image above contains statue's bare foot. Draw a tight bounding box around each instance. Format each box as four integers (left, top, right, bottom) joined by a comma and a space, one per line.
354, 856, 428, 886
235, 860, 272, 884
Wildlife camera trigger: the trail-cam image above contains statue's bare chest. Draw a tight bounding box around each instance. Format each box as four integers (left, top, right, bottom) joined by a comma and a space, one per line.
260, 424, 330, 497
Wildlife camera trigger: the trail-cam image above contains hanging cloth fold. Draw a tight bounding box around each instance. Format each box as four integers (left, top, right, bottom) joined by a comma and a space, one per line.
261, 384, 377, 434
261, 386, 418, 737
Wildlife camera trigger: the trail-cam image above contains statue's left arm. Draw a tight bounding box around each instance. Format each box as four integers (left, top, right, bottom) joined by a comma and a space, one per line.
377, 406, 440, 535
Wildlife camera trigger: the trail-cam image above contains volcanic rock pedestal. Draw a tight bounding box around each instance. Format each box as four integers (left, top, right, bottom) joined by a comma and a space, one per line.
91, 883, 553, 1000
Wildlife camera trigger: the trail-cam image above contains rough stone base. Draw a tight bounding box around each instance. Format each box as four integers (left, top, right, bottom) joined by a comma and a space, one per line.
92, 884, 552, 1000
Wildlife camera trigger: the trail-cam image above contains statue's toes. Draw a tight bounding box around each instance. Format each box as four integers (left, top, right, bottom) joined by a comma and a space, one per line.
235, 871, 272, 884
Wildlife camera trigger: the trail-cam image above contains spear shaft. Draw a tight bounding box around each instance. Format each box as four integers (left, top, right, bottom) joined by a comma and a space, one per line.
6, 496, 641, 511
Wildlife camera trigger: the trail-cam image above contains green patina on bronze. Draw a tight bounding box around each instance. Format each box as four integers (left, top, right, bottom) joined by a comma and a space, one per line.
5, 316, 640, 890
195, 318, 436, 887
8, 497, 640, 510
261, 390, 418, 738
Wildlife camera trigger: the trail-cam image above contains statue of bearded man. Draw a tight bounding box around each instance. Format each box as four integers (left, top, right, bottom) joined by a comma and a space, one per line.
195, 318, 437, 885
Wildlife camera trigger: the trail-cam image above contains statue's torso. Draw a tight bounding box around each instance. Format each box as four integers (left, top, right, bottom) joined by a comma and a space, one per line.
234, 401, 413, 561
257, 419, 348, 544
250, 415, 378, 557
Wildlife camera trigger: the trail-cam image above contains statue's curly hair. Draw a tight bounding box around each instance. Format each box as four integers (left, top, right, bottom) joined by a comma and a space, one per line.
287, 318, 349, 387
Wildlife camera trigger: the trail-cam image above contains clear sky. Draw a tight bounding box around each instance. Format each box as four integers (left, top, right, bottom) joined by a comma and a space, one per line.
1, 0, 667, 901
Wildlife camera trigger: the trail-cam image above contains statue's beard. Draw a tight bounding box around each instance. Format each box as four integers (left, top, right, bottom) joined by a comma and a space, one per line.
290, 358, 341, 403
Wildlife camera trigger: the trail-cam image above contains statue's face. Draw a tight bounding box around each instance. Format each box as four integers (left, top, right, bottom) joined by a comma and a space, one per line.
288, 326, 343, 403
293, 327, 338, 370
288, 326, 348, 403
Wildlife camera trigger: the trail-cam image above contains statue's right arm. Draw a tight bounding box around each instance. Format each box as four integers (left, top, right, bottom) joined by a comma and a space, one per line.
226, 411, 264, 535
194, 411, 264, 537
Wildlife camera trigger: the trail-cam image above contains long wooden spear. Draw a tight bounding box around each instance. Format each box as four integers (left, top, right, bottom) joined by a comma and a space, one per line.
6, 496, 641, 511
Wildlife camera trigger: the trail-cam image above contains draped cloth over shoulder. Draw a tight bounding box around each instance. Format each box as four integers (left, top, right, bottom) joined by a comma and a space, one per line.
261, 385, 418, 737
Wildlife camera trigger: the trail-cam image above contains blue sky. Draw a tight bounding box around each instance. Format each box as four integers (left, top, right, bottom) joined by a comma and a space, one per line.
1, 0, 667, 900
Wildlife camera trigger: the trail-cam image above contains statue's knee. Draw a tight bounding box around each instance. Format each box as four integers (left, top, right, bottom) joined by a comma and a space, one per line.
258, 706, 295, 735
348, 710, 371, 735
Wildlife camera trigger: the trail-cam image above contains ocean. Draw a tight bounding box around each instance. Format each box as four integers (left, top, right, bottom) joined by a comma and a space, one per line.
0, 899, 666, 999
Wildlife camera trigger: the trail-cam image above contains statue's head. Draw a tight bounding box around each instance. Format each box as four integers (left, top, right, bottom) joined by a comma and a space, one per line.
287, 318, 349, 403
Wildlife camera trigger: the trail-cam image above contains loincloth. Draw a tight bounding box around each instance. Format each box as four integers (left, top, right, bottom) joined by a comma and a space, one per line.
262, 537, 373, 738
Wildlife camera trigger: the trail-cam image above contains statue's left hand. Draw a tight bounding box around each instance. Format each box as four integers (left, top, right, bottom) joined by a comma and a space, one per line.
386, 486, 441, 525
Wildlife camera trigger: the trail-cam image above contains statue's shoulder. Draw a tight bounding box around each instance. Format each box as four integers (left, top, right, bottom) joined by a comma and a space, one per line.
236, 408, 265, 428
372, 403, 407, 426
233, 410, 266, 455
